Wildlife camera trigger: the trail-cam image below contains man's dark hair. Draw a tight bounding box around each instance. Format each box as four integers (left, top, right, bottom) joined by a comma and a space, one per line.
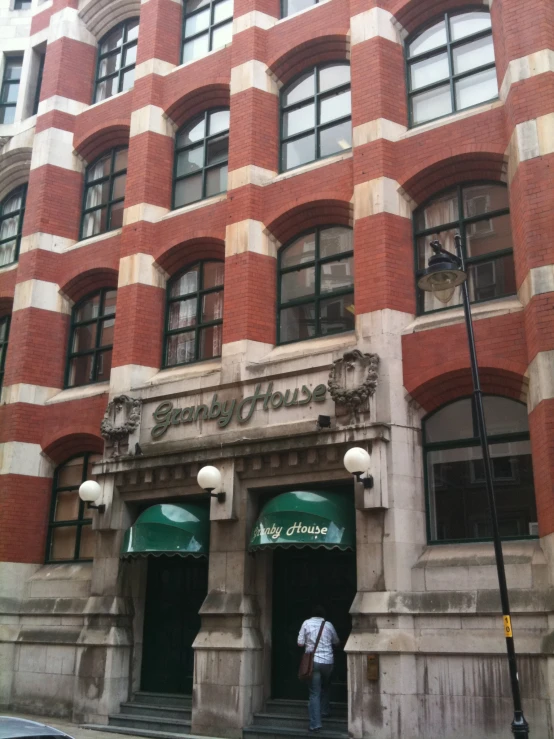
313, 605, 326, 619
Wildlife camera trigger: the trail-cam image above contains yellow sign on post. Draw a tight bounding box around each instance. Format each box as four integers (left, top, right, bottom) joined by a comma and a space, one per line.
504, 615, 513, 637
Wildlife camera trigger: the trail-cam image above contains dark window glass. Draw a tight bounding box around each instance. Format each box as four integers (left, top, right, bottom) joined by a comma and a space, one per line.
278, 226, 354, 344
32, 51, 45, 116
81, 148, 127, 239
66, 288, 117, 387
0, 185, 26, 267
280, 63, 351, 172
14, 0, 32, 8
0, 314, 11, 390
164, 261, 224, 367
414, 183, 514, 314
281, 0, 319, 18
406, 11, 497, 126
423, 396, 537, 543
46, 453, 101, 562
0, 56, 23, 124
182, 0, 233, 63
94, 18, 139, 103
173, 109, 229, 208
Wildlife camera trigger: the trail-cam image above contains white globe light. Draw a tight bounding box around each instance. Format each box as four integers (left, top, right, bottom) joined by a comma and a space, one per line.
79, 480, 102, 503
343, 447, 371, 475
197, 465, 222, 492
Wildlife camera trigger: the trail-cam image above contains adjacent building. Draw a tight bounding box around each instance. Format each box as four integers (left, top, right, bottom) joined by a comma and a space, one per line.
0, 0, 553, 737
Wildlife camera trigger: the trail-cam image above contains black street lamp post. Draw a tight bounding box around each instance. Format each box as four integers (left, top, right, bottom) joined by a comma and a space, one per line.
418, 234, 530, 738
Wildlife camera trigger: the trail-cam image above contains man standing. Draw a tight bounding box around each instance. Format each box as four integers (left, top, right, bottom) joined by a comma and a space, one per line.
297, 605, 340, 732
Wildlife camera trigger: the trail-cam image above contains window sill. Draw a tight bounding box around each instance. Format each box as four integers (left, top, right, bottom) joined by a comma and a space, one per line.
0, 261, 18, 274
85, 89, 130, 112
161, 194, 227, 221
251, 331, 356, 368
402, 296, 523, 335
46, 382, 110, 405
137, 359, 222, 395
65, 228, 122, 252
273, 150, 353, 183
169, 44, 232, 77
275, 0, 331, 24
401, 99, 503, 139
414, 539, 542, 569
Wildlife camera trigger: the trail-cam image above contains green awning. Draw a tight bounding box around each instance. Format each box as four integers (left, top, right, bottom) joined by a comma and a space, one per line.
249, 491, 354, 551
121, 503, 209, 558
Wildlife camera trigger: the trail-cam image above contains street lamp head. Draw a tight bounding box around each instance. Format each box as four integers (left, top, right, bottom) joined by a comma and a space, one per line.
417, 239, 467, 305
343, 447, 371, 475
197, 465, 222, 494
79, 480, 102, 503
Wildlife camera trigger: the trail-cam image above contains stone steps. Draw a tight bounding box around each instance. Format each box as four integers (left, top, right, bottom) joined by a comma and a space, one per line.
119, 702, 192, 722
243, 699, 348, 739
264, 700, 347, 719
81, 726, 195, 739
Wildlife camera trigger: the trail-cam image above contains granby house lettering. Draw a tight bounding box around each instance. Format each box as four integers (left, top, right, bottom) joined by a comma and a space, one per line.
151, 382, 328, 438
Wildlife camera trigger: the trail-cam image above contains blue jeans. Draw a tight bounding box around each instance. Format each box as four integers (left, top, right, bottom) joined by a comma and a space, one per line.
308, 662, 333, 729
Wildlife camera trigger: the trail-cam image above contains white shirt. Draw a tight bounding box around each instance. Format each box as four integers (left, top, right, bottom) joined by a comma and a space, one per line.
297, 617, 340, 665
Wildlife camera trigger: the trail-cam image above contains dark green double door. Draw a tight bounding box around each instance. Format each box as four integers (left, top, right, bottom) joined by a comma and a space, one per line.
272, 548, 356, 701
141, 556, 208, 694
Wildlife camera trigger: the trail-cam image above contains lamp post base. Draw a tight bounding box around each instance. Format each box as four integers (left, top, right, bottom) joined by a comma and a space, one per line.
512, 710, 529, 737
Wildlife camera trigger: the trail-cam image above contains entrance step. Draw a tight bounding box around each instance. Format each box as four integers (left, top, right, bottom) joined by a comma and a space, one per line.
107, 713, 192, 735
251, 714, 346, 732
132, 692, 192, 709
81, 726, 194, 739
244, 700, 348, 739
244, 727, 348, 739
119, 702, 192, 722
264, 700, 347, 719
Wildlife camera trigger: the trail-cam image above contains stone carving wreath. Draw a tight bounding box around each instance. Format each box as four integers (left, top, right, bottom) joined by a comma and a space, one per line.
327, 349, 380, 412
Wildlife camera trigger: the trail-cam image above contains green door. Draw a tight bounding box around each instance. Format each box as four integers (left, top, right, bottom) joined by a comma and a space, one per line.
272, 547, 356, 701
141, 555, 208, 694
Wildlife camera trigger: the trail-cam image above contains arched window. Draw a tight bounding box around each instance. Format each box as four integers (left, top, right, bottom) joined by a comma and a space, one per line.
414, 183, 515, 314
0, 185, 26, 266
173, 109, 229, 209
181, 0, 233, 64
81, 148, 128, 239
46, 453, 101, 562
164, 261, 224, 367
280, 63, 351, 172
424, 396, 537, 543
66, 288, 116, 388
0, 314, 11, 389
277, 226, 354, 344
406, 10, 497, 126
94, 18, 139, 103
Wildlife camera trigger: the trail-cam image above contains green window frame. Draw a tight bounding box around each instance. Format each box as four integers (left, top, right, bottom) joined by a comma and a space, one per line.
277, 225, 354, 345
94, 18, 139, 103
0, 55, 23, 124
46, 453, 101, 563
0, 184, 26, 267
414, 182, 515, 315
181, 0, 233, 64
423, 396, 537, 544
0, 314, 11, 390
173, 108, 229, 209
164, 260, 224, 367
406, 9, 498, 127
280, 62, 351, 173
65, 288, 117, 388
80, 147, 127, 240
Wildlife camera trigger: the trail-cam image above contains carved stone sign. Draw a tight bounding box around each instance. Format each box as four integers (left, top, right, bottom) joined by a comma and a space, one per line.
101, 395, 142, 457
328, 350, 380, 419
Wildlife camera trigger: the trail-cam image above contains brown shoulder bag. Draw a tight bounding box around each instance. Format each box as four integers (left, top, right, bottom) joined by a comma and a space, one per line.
298, 620, 326, 682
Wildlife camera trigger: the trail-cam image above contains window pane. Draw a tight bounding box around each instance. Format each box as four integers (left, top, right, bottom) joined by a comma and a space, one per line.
0, 106, 16, 125
280, 303, 316, 343
72, 324, 96, 353
171, 267, 199, 297
126, 18, 139, 41
50, 527, 77, 561
319, 65, 350, 92
410, 52, 449, 91
320, 256, 353, 293
76, 295, 101, 322
109, 201, 124, 229
57, 456, 85, 488
111, 174, 126, 200
450, 11, 492, 41
202, 291, 223, 322
54, 491, 80, 521
0, 215, 19, 240
408, 20, 447, 57
183, 34, 210, 63
320, 90, 351, 124
174, 173, 203, 206
79, 524, 95, 559
5, 59, 23, 80
99, 53, 121, 77
185, 8, 210, 36
283, 103, 315, 137
455, 67, 498, 110
87, 154, 111, 182
85, 182, 110, 209
123, 44, 137, 67
319, 293, 355, 335
178, 117, 206, 147
281, 233, 316, 267
466, 213, 512, 258
463, 184, 508, 217
483, 397, 528, 436
168, 298, 197, 329
114, 149, 128, 172
319, 120, 352, 157
214, 0, 233, 23
281, 266, 315, 301
453, 35, 495, 75
0, 241, 16, 266
103, 290, 117, 315
2, 190, 23, 215
283, 70, 315, 106
101, 26, 124, 53
412, 84, 452, 124
468, 253, 516, 302
1, 82, 19, 104
415, 191, 459, 232
122, 67, 135, 92
0, 319, 8, 342
206, 164, 227, 196
68, 355, 94, 387
424, 398, 474, 442
203, 261, 224, 288
166, 331, 196, 365
82, 209, 106, 238
282, 0, 315, 16
206, 135, 228, 166
96, 350, 112, 382
319, 227, 352, 258
99, 317, 115, 347
212, 21, 232, 50
186, 0, 211, 11
95, 77, 116, 102
209, 109, 230, 135
199, 324, 222, 359
177, 145, 204, 177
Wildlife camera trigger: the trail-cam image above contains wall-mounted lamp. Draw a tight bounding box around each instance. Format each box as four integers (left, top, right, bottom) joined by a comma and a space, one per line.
197, 465, 227, 503
78, 480, 105, 513
317, 415, 331, 429
343, 447, 373, 489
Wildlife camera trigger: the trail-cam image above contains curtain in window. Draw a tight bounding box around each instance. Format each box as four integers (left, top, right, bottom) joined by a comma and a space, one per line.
0, 191, 22, 266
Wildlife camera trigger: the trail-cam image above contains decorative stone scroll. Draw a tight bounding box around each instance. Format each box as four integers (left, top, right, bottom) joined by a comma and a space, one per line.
101, 395, 142, 458
327, 349, 380, 420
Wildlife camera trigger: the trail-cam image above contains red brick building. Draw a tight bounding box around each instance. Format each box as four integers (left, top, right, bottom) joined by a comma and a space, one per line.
0, 0, 553, 736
